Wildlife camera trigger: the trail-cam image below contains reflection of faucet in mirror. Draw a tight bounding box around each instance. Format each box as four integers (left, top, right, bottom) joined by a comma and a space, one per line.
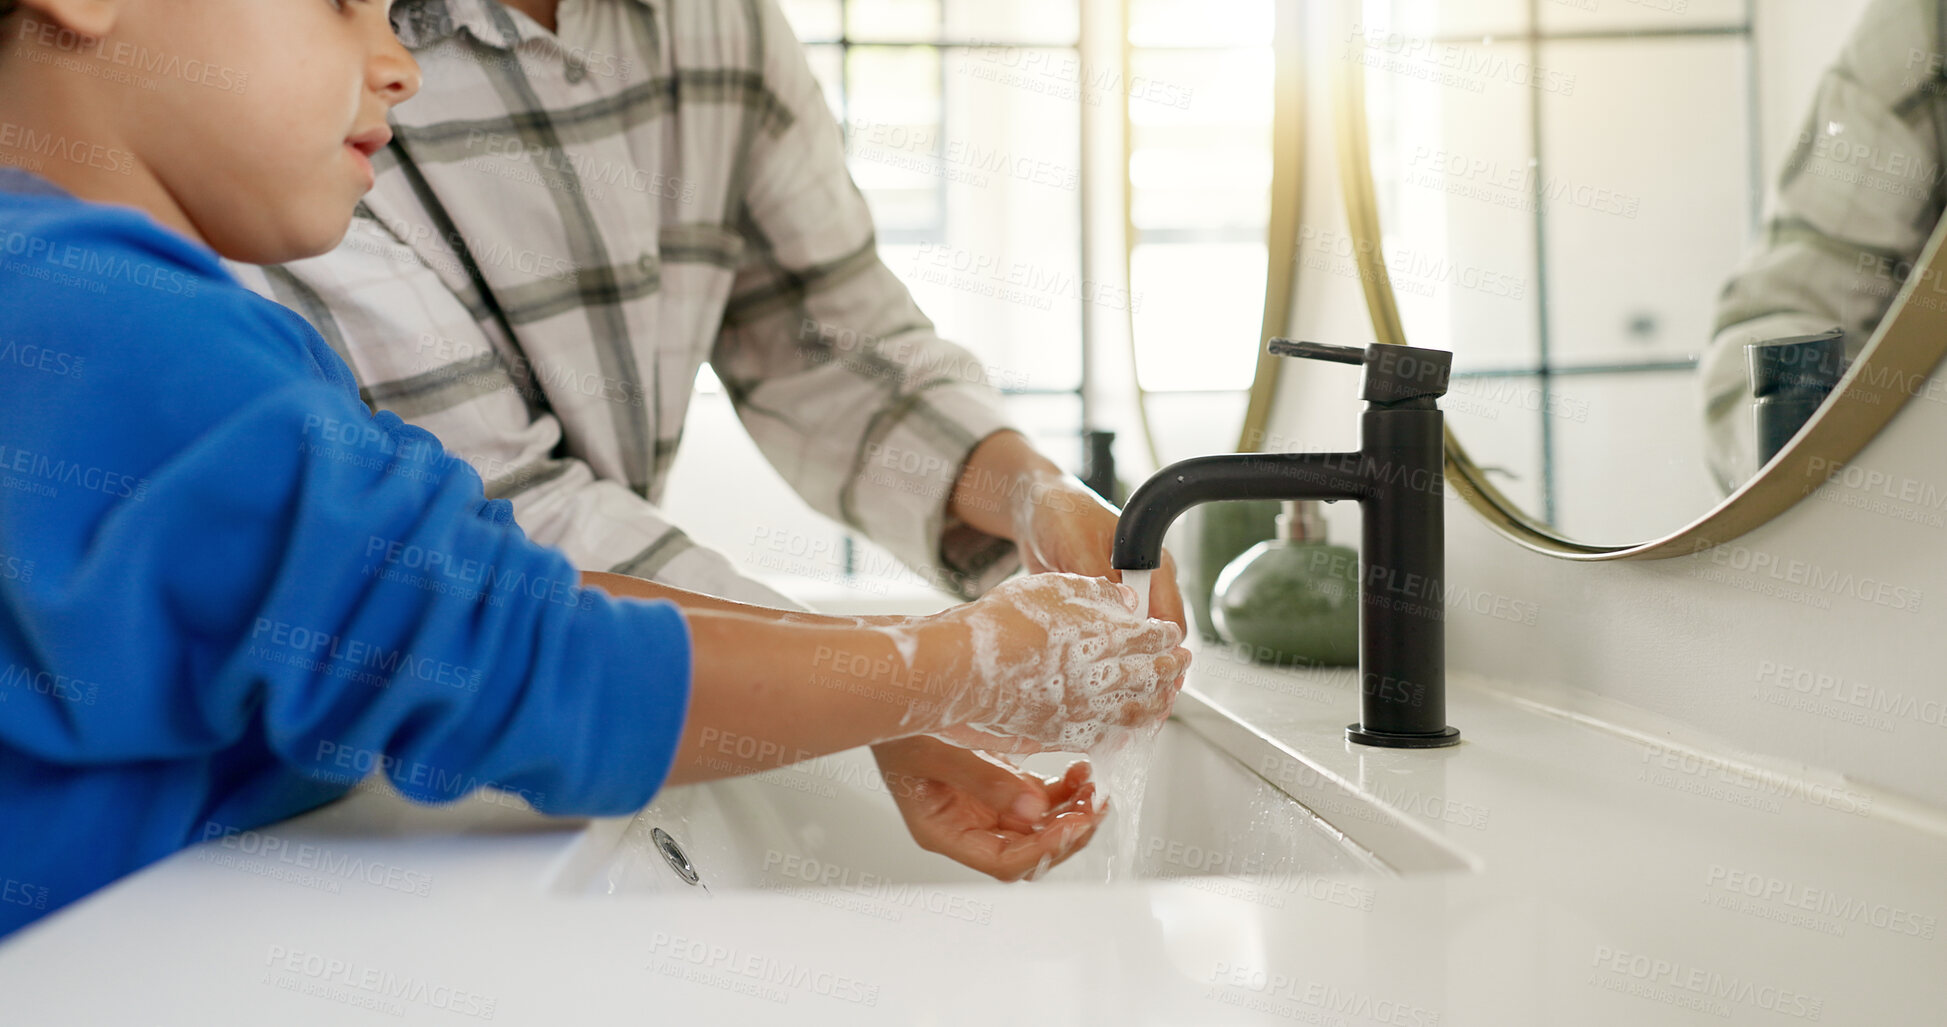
1112, 339, 1461, 748
1700, 0, 1947, 492
1746, 329, 1848, 468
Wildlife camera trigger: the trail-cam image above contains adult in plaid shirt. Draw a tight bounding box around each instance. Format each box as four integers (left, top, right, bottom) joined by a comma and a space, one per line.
1702, 0, 1947, 489
235, 0, 1185, 879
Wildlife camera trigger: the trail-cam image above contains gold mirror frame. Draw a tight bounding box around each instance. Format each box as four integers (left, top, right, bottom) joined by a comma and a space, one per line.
1330, 31, 1947, 560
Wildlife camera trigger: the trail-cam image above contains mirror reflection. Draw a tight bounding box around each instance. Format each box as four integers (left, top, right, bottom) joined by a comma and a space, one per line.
1353, 0, 1925, 545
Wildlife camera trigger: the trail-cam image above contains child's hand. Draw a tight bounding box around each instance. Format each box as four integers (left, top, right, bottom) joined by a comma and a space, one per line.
906, 573, 1189, 753
871, 738, 1104, 881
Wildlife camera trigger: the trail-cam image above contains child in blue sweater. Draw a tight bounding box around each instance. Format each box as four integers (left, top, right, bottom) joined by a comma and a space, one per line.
0, 0, 1188, 937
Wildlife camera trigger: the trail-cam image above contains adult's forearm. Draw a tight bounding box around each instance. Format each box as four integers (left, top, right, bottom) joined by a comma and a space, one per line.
948, 430, 1075, 541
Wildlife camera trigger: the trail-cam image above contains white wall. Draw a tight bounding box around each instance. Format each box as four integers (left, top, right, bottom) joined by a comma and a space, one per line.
1432, 363, 1947, 809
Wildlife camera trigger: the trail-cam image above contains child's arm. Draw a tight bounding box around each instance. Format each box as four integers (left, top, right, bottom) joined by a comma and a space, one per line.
582, 572, 1187, 784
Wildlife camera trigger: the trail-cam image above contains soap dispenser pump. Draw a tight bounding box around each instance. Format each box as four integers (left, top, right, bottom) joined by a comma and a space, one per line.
1210, 499, 1361, 667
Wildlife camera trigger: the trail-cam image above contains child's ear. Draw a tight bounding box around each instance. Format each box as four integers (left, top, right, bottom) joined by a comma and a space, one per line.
16, 0, 124, 40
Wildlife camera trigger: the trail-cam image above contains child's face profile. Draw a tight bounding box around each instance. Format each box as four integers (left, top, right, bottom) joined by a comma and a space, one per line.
7, 0, 420, 264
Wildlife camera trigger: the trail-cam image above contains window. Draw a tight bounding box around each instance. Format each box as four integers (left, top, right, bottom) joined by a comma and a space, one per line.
670, 0, 1278, 603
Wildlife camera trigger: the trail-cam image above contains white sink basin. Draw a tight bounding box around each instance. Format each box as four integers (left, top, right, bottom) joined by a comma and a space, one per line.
547, 691, 1473, 898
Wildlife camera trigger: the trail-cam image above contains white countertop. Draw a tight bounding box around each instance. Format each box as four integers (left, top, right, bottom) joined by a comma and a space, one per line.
3, 648, 1942, 1025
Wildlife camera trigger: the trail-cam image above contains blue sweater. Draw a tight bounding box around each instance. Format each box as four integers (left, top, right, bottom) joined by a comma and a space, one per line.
0, 174, 691, 938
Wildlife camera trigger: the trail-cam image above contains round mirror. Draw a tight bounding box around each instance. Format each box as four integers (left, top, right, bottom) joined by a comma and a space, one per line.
1339, 0, 1947, 554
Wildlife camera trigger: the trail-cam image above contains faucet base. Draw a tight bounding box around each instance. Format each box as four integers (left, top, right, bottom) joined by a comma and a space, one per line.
1345, 724, 1462, 749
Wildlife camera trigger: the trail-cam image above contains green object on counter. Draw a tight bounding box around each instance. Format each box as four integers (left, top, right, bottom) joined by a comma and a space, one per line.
1181, 500, 1282, 641
1211, 502, 1360, 667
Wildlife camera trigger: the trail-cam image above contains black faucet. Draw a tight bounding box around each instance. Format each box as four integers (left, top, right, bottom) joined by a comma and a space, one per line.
1112, 339, 1460, 748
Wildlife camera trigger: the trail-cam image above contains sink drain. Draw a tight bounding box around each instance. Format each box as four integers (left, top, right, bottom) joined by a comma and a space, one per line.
651, 828, 701, 886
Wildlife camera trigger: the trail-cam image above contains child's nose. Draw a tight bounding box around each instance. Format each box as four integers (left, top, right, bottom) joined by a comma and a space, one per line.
371, 40, 422, 107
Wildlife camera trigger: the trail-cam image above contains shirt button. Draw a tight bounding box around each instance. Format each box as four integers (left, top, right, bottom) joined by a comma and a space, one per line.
638, 254, 655, 272
565, 61, 588, 84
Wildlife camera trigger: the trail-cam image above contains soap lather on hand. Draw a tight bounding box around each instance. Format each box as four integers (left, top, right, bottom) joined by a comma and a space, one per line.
904, 573, 1188, 754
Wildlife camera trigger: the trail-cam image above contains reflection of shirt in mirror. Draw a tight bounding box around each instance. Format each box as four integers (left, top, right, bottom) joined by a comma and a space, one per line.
1700, 0, 1947, 492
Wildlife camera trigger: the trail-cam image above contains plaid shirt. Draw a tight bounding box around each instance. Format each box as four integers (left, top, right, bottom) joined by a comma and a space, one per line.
1700, 0, 1947, 490
231, 0, 1020, 605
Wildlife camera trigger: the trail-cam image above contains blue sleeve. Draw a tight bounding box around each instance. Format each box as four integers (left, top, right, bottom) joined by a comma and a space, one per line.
0, 211, 690, 818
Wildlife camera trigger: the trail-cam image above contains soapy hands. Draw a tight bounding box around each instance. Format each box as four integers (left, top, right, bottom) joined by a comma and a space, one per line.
872, 738, 1104, 881
1010, 473, 1189, 638
903, 573, 1188, 753
948, 430, 1187, 638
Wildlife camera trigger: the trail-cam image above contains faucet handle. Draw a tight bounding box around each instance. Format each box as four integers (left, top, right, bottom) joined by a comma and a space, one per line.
1268, 339, 1366, 365
1268, 338, 1453, 405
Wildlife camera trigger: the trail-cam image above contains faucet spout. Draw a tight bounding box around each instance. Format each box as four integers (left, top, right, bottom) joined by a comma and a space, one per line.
1111, 452, 1366, 571
1110, 339, 1459, 748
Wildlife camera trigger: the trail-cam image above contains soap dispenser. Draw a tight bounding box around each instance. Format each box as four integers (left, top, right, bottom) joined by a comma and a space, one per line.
1210, 500, 1360, 667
